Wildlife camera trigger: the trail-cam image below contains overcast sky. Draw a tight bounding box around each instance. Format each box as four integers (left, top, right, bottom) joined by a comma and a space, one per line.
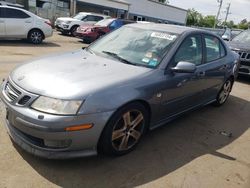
170, 0, 250, 24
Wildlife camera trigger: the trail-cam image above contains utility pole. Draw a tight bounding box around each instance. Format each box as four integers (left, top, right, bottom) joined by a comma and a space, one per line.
224, 3, 231, 25
70, 0, 76, 16
214, 0, 223, 28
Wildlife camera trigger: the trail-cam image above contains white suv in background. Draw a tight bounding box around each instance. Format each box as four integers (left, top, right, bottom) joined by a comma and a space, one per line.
0, 6, 53, 44
55, 12, 110, 36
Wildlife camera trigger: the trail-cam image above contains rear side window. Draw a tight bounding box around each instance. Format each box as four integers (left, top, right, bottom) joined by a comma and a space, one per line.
205, 35, 226, 62
83, 15, 103, 22
3, 8, 30, 19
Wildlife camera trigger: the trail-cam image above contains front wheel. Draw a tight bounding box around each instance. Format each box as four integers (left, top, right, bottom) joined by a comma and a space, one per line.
28, 30, 43, 44
98, 103, 149, 156
213, 79, 233, 106
70, 25, 78, 37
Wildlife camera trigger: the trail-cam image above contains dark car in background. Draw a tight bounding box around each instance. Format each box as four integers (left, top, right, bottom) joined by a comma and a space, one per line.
228, 29, 250, 76
222, 28, 243, 41
75, 18, 134, 43
193, 26, 243, 41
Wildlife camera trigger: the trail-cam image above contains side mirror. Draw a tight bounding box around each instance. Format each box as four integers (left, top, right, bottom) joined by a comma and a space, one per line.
171, 61, 196, 73
222, 35, 230, 41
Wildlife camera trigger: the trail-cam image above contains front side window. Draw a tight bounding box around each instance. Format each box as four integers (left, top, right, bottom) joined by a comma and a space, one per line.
174, 35, 202, 66
83, 15, 103, 22
4, 8, 30, 19
89, 26, 178, 68
205, 35, 225, 62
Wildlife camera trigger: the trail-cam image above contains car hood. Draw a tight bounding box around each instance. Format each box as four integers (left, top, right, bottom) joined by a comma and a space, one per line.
227, 40, 250, 52
10, 50, 152, 100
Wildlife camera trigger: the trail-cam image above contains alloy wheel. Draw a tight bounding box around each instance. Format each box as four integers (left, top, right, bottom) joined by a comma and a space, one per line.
111, 110, 144, 151
30, 31, 43, 44
218, 80, 232, 104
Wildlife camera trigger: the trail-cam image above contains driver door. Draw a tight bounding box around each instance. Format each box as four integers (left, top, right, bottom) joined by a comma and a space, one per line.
160, 34, 207, 118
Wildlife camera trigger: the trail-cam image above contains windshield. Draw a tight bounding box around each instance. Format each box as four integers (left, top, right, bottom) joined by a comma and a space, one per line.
95, 19, 115, 26
89, 26, 178, 68
73, 13, 86, 20
232, 30, 250, 43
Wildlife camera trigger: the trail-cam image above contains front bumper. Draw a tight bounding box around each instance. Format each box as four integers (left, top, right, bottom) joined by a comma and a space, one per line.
75, 32, 96, 43
238, 64, 250, 76
55, 24, 70, 33
0, 80, 114, 159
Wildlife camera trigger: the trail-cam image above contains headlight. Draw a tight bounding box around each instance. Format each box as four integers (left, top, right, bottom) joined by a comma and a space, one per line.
65, 21, 72, 24
31, 96, 82, 115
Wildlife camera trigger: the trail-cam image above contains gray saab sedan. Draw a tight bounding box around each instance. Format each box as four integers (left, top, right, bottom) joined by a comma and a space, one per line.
0, 23, 239, 159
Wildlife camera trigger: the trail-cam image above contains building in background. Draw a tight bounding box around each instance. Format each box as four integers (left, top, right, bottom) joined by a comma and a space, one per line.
126, 0, 187, 25
1, 0, 187, 25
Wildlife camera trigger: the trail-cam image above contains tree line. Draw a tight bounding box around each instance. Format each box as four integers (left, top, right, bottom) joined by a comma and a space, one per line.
187, 8, 249, 30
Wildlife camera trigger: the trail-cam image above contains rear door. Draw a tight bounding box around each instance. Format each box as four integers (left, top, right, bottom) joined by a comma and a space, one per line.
4, 7, 33, 38
0, 7, 5, 37
201, 34, 228, 102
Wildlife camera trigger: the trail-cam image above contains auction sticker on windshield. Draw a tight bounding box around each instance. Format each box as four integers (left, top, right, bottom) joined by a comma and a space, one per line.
151, 32, 177, 40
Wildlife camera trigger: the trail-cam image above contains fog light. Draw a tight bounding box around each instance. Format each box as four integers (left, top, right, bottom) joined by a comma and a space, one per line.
65, 124, 93, 131
44, 139, 71, 148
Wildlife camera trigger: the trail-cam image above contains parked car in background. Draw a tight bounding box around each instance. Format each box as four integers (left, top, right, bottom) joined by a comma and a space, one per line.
0, 24, 239, 159
222, 28, 243, 41
0, 6, 53, 44
75, 18, 134, 43
228, 29, 250, 76
55, 12, 110, 36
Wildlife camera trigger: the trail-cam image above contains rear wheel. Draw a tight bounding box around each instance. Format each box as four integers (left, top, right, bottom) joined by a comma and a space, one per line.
28, 30, 43, 44
213, 79, 232, 106
99, 102, 149, 156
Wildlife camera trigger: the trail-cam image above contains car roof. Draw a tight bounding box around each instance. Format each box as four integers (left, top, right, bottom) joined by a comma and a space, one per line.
127, 23, 200, 35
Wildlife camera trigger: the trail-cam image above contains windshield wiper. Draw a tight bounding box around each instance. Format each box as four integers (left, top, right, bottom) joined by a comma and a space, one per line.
102, 51, 137, 66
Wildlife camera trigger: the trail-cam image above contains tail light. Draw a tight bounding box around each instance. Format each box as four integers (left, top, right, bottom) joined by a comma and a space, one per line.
45, 20, 52, 27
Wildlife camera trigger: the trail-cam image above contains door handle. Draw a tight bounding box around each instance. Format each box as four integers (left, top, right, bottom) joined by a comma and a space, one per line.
197, 71, 205, 77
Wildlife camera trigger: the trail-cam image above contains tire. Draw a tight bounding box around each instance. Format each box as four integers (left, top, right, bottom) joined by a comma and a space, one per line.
28, 29, 44, 44
70, 25, 78, 37
213, 79, 233, 106
98, 102, 149, 156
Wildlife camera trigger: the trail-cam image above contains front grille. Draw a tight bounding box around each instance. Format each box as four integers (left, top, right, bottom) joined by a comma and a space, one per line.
3, 81, 31, 105
238, 51, 250, 61
4, 81, 21, 102
240, 61, 250, 66
18, 95, 31, 105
